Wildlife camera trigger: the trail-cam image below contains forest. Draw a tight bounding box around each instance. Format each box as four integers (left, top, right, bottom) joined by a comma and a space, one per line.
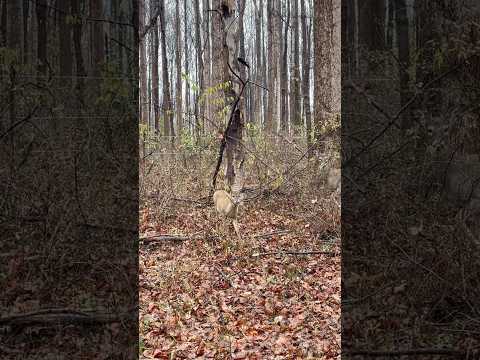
0, 0, 479, 358
139, 0, 341, 357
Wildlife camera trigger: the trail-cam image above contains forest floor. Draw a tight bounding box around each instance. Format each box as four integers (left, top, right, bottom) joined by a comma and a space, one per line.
139, 186, 341, 359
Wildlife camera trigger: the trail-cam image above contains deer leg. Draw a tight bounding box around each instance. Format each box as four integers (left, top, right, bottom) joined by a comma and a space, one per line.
232, 219, 242, 242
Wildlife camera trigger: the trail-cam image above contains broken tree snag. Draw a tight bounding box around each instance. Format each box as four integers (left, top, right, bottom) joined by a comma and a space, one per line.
211, 0, 245, 192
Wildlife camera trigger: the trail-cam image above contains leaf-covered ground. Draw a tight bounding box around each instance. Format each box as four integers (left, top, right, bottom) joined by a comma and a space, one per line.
139, 195, 341, 359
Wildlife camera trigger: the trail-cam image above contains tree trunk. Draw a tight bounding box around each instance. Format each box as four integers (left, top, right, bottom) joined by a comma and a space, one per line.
184, 0, 190, 131
193, 0, 204, 135
203, 0, 212, 130
151, 3, 160, 133
266, 0, 279, 133
314, 0, 334, 144
280, 0, 290, 132
301, 0, 312, 146
159, 0, 174, 139
237, 0, 247, 120
138, 0, 148, 125
290, 0, 301, 134
175, 0, 183, 137
211, 0, 226, 125
253, 0, 262, 125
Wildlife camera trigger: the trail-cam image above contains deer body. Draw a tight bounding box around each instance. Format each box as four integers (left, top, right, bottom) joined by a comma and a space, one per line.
213, 190, 238, 218
213, 190, 241, 240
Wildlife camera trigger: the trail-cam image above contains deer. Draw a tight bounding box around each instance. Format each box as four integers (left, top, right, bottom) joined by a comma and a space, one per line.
212, 159, 245, 241
426, 115, 480, 248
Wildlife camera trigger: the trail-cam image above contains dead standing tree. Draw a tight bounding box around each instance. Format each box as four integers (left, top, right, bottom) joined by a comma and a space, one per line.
211, 0, 246, 200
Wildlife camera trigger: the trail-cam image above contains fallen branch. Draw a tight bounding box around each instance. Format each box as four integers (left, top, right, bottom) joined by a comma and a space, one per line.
140, 234, 190, 243
0, 309, 135, 327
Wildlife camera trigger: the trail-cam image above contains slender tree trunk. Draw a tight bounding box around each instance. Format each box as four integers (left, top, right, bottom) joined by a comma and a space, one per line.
280, 0, 290, 132
193, 0, 204, 135
266, 0, 279, 133
151, 2, 160, 133
184, 0, 190, 131
314, 0, 334, 145
290, 0, 301, 134
237, 0, 247, 121
253, 0, 262, 125
260, 0, 267, 127
175, 0, 183, 138
203, 0, 212, 130
211, 0, 226, 126
138, 0, 148, 125
159, 0, 174, 139
301, 0, 312, 146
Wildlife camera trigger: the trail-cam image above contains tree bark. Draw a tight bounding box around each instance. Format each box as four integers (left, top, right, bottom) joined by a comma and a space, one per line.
139, 0, 148, 125
266, 0, 279, 133
203, 0, 212, 129
314, 0, 334, 144
151, 2, 160, 132
184, 0, 190, 130
301, 0, 312, 146
159, 0, 174, 139
290, 0, 301, 134
280, 0, 290, 132
193, 0, 204, 134
175, 0, 183, 137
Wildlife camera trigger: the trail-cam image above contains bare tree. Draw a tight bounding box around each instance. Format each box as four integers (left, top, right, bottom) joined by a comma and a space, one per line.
314, 0, 334, 144
175, 0, 183, 136
280, 0, 290, 132
301, 0, 312, 146
151, 2, 160, 132
193, 0, 204, 134
159, 0, 174, 138
290, 0, 301, 134
139, 0, 149, 125
266, 0, 279, 133
184, 0, 190, 127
